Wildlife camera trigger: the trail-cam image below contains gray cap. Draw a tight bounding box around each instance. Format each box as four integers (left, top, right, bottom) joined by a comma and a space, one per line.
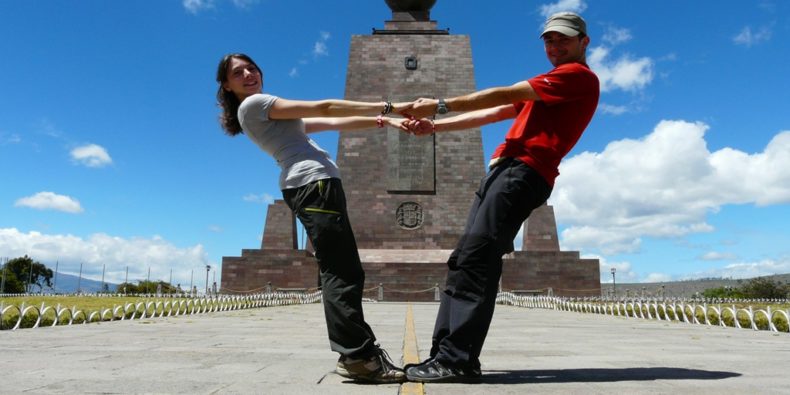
541, 12, 587, 37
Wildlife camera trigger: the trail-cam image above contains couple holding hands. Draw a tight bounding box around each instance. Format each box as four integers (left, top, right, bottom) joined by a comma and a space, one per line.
216, 11, 598, 385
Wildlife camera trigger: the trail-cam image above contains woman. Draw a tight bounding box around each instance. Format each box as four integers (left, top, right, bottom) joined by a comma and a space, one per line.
216, 53, 407, 384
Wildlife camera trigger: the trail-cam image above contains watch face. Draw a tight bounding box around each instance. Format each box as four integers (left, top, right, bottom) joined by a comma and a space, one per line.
438, 100, 448, 114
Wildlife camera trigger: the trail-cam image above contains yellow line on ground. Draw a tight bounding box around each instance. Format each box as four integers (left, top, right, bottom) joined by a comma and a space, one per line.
400, 304, 424, 395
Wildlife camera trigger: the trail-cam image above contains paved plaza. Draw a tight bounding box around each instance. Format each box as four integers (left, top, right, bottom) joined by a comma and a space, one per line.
1, 302, 788, 394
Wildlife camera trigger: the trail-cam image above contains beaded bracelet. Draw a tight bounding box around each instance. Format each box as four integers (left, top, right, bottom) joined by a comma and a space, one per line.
381, 101, 393, 115
376, 115, 385, 128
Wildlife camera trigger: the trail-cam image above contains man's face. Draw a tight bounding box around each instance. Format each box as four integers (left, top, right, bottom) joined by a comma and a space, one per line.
542, 31, 589, 66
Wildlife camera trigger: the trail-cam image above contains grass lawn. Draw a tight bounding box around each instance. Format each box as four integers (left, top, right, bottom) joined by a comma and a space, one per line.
1, 295, 191, 329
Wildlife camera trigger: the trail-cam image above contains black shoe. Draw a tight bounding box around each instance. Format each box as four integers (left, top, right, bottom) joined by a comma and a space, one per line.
405, 359, 482, 383
403, 357, 433, 371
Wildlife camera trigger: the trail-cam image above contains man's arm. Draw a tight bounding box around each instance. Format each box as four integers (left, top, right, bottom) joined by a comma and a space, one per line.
403, 80, 539, 119
407, 104, 518, 136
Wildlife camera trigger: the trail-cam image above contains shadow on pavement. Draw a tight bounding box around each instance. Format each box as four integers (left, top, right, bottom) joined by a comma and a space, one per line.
479, 367, 741, 384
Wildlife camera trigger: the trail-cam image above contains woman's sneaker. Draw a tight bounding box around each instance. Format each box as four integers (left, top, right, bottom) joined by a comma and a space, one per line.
336, 347, 406, 384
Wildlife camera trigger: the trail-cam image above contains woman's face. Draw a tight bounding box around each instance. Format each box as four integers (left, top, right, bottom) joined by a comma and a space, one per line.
223, 57, 262, 101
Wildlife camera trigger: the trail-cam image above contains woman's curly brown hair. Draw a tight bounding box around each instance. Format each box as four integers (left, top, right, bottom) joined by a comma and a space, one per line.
216, 53, 261, 136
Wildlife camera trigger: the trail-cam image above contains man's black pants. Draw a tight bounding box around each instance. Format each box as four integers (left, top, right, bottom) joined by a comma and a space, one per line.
430, 158, 552, 369
283, 177, 377, 358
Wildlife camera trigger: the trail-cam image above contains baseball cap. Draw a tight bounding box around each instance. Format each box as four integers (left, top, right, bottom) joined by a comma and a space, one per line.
541, 12, 587, 38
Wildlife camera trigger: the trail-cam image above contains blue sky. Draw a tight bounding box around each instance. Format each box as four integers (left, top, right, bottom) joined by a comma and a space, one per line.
1, 0, 789, 290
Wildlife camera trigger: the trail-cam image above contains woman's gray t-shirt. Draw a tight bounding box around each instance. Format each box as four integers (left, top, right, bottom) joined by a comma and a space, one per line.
238, 93, 340, 190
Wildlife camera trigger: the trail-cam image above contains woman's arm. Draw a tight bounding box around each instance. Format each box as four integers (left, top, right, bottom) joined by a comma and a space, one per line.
269, 98, 410, 120
303, 116, 408, 134
407, 104, 518, 136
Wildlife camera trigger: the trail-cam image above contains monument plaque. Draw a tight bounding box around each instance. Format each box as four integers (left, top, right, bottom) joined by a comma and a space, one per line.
387, 129, 435, 193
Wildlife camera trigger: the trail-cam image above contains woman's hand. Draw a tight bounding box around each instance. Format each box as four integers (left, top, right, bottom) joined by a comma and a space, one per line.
403, 118, 435, 136
384, 116, 411, 131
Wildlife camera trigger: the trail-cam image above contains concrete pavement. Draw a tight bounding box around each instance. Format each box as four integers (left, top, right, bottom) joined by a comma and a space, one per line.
1, 301, 788, 394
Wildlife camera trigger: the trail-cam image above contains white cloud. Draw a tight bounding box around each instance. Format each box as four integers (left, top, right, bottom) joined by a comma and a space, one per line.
37, 119, 63, 139
539, 0, 587, 18
313, 42, 328, 57
733, 25, 772, 47
70, 143, 112, 168
552, 121, 790, 254
642, 273, 672, 283
183, 0, 257, 14
0, 132, 21, 145
0, 228, 212, 285
243, 193, 275, 204
596, 258, 672, 284
598, 103, 628, 115
313, 31, 330, 57
290, 31, 332, 77
232, 0, 259, 9
592, 255, 638, 283
183, 0, 214, 14
689, 258, 790, 280
563, 226, 641, 255
15, 192, 84, 214
208, 225, 223, 233
700, 251, 738, 261
588, 46, 653, 92
602, 27, 632, 46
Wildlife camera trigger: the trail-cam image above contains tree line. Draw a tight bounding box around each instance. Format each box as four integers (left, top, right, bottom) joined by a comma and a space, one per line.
1, 256, 184, 295
702, 277, 790, 299
0, 256, 53, 293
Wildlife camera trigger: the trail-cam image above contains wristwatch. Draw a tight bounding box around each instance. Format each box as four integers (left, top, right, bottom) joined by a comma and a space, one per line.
436, 98, 449, 114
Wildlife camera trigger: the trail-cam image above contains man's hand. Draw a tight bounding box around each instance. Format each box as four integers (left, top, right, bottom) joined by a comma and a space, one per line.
397, 98, 438, 120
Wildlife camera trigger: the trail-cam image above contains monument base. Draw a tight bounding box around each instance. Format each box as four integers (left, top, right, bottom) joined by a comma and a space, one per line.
221, 248, 601, 300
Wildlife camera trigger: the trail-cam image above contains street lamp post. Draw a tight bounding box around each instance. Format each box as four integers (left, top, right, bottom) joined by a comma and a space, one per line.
205, 265, 211, 295
610, 267, 617, 299
1, 257, 7, 294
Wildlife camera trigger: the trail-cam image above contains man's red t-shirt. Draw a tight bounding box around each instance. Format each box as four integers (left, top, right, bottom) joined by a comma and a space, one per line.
491, 62, 599, 186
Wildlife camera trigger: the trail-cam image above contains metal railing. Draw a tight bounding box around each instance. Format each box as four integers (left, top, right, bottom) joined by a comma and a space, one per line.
497, 292, 790, 333
0, 291, 322, 331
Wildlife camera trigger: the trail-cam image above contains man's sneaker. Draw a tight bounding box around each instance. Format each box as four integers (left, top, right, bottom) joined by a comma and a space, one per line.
405, 357, 481, 377
405, 358, 482, 383
336, 347, 406, 384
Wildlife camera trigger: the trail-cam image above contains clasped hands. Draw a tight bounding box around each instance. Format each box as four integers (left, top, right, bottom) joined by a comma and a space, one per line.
387, 98, 443, 136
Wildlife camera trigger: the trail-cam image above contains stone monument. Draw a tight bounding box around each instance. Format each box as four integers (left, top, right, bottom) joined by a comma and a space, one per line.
221, 0, 601, 299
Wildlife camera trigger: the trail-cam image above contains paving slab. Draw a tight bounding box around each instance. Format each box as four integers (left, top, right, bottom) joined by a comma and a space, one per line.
1, 302, 788, 394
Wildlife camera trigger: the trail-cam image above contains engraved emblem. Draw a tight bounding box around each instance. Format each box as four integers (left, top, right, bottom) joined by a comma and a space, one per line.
396, 202, 423, 230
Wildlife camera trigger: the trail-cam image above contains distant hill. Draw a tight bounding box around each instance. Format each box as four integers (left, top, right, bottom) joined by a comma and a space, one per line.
599, 273, 790, 299
43, 273, 120, 294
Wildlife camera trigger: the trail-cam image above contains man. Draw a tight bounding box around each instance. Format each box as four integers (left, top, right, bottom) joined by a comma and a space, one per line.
401, 12, 599, 382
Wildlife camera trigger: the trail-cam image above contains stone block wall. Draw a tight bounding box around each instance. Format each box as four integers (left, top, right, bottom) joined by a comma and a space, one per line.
222, 249, 318, 293
261, 200, 296, 250
338, 30, 484, 250
502, 251, 601, 297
